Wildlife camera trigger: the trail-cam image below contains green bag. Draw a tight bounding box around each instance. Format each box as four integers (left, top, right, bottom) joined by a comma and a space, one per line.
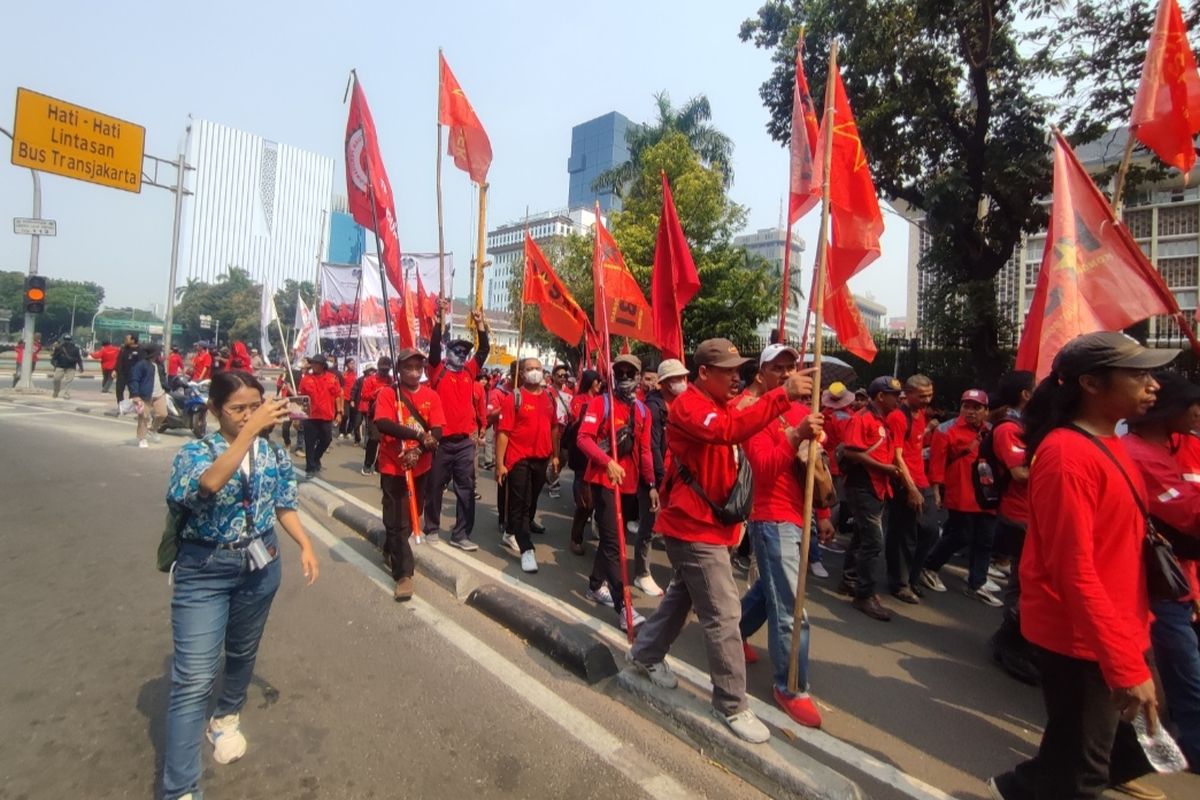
158, 438, 216, 572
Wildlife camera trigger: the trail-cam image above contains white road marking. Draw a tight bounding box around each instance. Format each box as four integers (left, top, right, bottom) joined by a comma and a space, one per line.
299, 510, 693, 800
309, 477, 955, 800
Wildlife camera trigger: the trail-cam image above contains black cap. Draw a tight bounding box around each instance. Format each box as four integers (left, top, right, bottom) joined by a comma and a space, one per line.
448, 338, 474, 350
310, 353, 328, 365
867, 376, 903, 396
1052, 332, 1178, 378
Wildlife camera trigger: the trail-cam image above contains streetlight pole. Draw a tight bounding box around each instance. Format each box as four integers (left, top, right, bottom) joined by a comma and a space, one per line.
0, 124, 42, 391
70, 293, 78, 333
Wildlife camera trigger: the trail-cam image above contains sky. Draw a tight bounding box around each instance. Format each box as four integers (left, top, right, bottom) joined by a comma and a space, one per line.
0, 0, 910, 321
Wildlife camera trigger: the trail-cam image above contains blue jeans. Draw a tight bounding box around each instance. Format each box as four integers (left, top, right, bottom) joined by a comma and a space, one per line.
925, 509, 996, 590
1150, 599, 1200, 772
162, 533, 282, 800
739, 521, 811, 694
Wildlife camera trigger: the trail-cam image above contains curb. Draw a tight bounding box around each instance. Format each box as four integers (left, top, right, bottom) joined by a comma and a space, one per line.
466, 583, 618, 684
615, 670, 862, 800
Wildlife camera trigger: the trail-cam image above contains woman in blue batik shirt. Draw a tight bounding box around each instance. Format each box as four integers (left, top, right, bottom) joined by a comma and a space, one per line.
161, 370, 319, 800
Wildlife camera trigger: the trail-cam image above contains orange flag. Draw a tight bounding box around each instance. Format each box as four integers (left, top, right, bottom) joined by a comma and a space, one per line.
1132, 0, 1200, 175
812, 66, 884, 291
789, 45, 822, 225
651, 173, 700, 360
593, 214, 655, 345
823, 279, 877, 362
523, 232, 590, 346
438, 53, 492, 184
1016, 131, 1179, 379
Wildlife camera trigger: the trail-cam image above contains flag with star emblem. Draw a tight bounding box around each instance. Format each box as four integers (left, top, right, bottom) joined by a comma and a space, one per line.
523, 232, 590, 346
593, 211, 655, 345
439, 53, 492, 184
1016, 131, 1179, 378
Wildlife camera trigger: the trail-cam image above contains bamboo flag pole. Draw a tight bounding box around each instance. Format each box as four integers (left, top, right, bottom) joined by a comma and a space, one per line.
788, 39, 839, 696
274, 313, 297, 395
473, 182, 490, 346
778, 35, 804, 342
436, 48, 447, 303
1111, 128, 1138, 214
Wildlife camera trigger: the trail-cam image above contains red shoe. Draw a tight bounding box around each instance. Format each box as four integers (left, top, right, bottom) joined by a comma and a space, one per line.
773, 687, 822, 728
742, 640, 759, 664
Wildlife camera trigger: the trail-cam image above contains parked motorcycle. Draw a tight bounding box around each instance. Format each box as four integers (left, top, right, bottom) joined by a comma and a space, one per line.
158, 376, 210, 438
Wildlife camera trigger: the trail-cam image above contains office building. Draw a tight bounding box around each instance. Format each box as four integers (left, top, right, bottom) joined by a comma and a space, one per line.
567, 112, 635, 212
182, 119, 334, 290
484, 208, 600, 313
327, 201, 366, 265
733, 227, 807, 342
854, 294, 887, 333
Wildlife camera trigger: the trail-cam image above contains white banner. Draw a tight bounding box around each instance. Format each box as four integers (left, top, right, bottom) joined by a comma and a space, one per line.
260, 284, 278, 366
362, 254, 418, 360
318, 262, 362, 365
401, 252, 454, 299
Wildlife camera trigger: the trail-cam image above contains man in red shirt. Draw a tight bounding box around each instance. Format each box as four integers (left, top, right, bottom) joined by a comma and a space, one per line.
884, 374, 936, 604
576, 354, 655, 631
634, 357, 688, 594
91, 340, 121, 392
819, 382, 855, 541
167, 346, 184, 380
374, 347, 446, 602
338, 358, 360, 443
738, 344, 826, 728
359, 358, 392, 475
920, 389, 1001, 606
628, 338, 809, 745
190, 343, 213, 382
423, 308, 490, 550
566, 369, 603, 555
546, 365, 574, 499
496, 357, 559, 573
839, 376, 903, 621
298, 353, 343, 476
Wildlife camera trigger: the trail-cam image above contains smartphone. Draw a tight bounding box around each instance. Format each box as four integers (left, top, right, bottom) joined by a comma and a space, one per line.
286, 396, 310, 420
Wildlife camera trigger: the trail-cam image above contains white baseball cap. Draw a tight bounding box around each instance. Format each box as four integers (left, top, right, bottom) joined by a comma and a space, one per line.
759, 343, 800, 367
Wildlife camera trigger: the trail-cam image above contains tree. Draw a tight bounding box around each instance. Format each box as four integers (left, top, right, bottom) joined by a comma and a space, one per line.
592, 92, 736, 198
273, 279, 317, 333
173, 267, 262, 346
0, 271, 104, 340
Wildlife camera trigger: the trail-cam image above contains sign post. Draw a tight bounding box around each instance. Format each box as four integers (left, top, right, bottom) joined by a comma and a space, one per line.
13, 218, 55, 236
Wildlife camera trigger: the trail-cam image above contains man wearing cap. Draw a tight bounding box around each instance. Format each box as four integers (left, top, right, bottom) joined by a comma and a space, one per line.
359, 358, 393, 476
167, 346, 184, 379
629, 338, 812, 745
50, 334, 84, 399
921, 389, 1001, 606
884, 374, 938, 604
839, 376, 904, 621
546, 365, 574, 499
576, 353, 655, 631
298, 354, 344, 476
338, 357, 360, 441
820, 382, 857, 542
738, 343, 827, 728
374, 347, 445, 601
190, 342, 213, 383
423, 307, 490, 550
633, 357, 688, 595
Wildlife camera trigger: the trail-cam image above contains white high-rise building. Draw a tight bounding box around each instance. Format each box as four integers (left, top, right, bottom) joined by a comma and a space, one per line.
733, 227, 807, 342
484, 208, 599, 312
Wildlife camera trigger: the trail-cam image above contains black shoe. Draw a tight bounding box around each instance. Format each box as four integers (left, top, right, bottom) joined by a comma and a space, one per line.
910, 582, 926, 599
836, 579, 855, 596
892, 587, 920, 605
530, 521, 546, 535
731, 554, 751, 573
852, 595, 893, 621
986, 771, 1026, 800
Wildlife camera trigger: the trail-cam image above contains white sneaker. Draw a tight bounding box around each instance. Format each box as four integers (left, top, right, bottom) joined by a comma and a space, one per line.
988, 564, 1010, 580
626, 652, 678, 689
520, 550, 538, 573
920, 569, 947, 592
634, 574, 664, 597
810, 561, 830, 579
982, 578, 1002, 593
586, 583, 615, 608
150, 433, 162, 443
206, 713, 247, 764
411, 533, 426, 545
138, 439, 149, 449
618, 609, 646, 631
715, 708, 771, 744
501, 533, 520, 556
626, 520, 639, 535
972, 586, 1004, 607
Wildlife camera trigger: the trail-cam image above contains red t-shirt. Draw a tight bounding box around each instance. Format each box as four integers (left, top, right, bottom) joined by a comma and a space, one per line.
498, 389, 556, 467
746, 400, 813, 526
657, 384, 791, 546
886, 406, 929, 489
375, 384, 446, 477
342, 371, 358, 401
820, 407, 853, 477
428, 360, 480, 437
487, 386, 508, 429
577, 394, 654, 494
993, 417, 1029, 525
92, 344, 120, 371
1020, 428, 1151, 689
167, 352, 184, 377
842, 406, 895, 500
190, 351, 212, 381
358, 374, 391, 414
1124, 432, 1200, 601
570, 391, 593, 423
299, 371, 342, 421
929, 416, 990, 513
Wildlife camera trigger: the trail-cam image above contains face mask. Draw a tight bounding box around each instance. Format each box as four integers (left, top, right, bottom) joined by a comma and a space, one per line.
524, 369, 544, 385
617, 378, 638, 397
445, 348, 469, 370
667, 381, 687, 396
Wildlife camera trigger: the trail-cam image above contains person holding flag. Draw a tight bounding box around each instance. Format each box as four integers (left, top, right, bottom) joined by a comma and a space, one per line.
374, 347, 445, 602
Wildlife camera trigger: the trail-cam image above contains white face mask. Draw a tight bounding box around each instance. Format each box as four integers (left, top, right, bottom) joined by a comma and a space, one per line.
667, 380, 687, 396
524, 369, 544, 386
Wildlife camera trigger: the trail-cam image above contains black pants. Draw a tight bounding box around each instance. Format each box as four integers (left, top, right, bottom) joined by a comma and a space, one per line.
101, 368, 114, 393
506, 457, 548, 553
424, 436, 477, 541
842, 481, 887, 598
590, 483, 630, 614
886, 485, 939, 592
381, 472, 426, 580
339, 408, 361, 442
363, 418, 379, 470
634, 482, 657, 577
302, 419, 334, 473
114, 371, 129, 402
1005, 647, 1151, 798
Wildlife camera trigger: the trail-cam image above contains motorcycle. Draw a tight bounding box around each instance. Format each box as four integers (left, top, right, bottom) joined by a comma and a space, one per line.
158, 376, 210, 438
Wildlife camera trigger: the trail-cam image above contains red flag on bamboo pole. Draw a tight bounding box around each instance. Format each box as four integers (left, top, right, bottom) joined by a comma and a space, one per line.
438, 53, 492, 184
345, 76, 406, 300
523, 232, 590, 346
789, 45, 822, 224
823, 279, 877, 361
1016, 131, 1184, 378
593, 213, 655, 345
1131, 0, 1200, 175
651, 173, 700, 360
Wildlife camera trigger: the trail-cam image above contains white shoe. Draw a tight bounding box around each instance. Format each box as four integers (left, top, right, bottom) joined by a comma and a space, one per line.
138, 439, 149, 449
626, 520, 639, 535
411, 533, 425, 545
920, 569, 947, 592
982, 578, 1002, 593
715, 708, 771, 744
150, 433, 162, 443
810, 561, 830, 579
206, 713, 247, 764
971, 586, 1004, 607
520, 550, 538, 573
618, 609, 646, 631
634, 574, 664, 597
626, 652, 678, 689
586, 583, 615, 608
501, 533, 520, 556
988, 564, 1010, 580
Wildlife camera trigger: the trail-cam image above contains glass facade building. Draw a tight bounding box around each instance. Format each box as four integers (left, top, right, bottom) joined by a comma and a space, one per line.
567, 112, 634, 212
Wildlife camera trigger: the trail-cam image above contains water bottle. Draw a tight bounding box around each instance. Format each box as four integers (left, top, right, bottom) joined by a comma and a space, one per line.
976, 459, 995, 486
1134, 710, 1189, 773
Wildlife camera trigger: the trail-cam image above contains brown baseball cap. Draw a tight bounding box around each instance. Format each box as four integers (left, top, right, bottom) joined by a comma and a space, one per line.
1052, 331, 1178, 378
613, 353, 642, 371
395, 347, 427, 364
694, 338, 752, 369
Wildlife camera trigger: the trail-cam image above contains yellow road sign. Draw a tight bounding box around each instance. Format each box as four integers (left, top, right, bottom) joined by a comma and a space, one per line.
11, 87, 145, 193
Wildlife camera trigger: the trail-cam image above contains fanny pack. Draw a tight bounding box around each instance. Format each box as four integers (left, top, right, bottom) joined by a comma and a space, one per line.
673, 449, 754, 525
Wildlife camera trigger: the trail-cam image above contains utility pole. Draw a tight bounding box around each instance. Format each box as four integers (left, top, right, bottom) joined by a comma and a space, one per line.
143, 123, 194, 356
1, 124, 42, 391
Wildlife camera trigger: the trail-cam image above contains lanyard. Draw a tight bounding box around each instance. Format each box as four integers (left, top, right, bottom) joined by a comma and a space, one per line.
237, 439, 258, 534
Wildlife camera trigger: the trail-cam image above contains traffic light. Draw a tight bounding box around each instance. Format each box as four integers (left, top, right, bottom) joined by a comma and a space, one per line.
24, 275, 47, 314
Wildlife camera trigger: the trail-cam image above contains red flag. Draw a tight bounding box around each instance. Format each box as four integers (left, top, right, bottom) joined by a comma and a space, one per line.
789, 46, 821, 224
823, 280, 877, 362
523, 232, 590, 346
439, 53, 492, 184
1016, 131, 1179, 379
651, 173, 700, 359
345, 77, 405, 298
1131, 0, 1200, 175
812, 67, 883, 290
414, 273, 436, 341
593, 215, 655, 345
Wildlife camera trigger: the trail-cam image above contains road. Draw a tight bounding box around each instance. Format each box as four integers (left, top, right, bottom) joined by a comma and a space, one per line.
0, 399, 765, 800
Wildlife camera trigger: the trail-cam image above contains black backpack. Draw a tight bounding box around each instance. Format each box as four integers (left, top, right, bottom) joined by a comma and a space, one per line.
972, 420, 1016, 511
